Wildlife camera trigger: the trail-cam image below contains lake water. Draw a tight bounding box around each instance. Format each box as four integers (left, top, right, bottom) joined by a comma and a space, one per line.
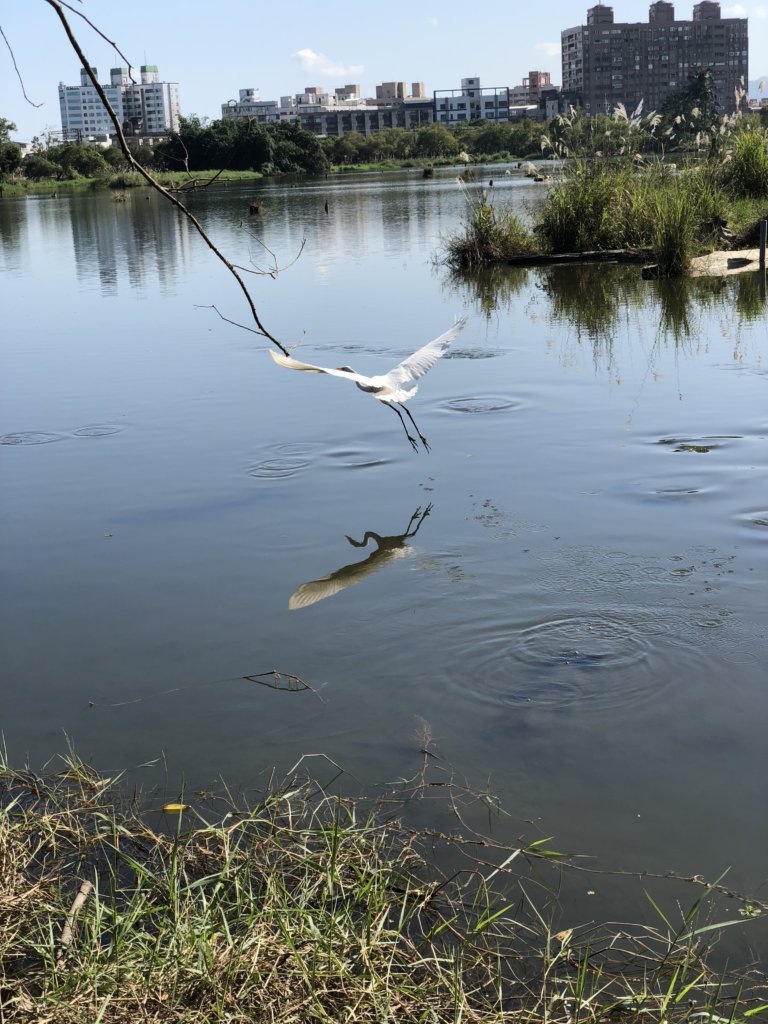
1, 169, 766, 934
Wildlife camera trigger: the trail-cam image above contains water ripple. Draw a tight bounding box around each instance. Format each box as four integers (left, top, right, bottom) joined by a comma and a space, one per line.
442, 395, 524, 415
464, 611, 660, 711
739, 510, 768, 528
271, 441, 322, 457
513, 613, 650, 671
444, 348, 500, 360
248, 457, 309, 479
657, 435, 742, 454
325, 448, 391, 469
1, 431, 66, 446
72, 424, 124, 438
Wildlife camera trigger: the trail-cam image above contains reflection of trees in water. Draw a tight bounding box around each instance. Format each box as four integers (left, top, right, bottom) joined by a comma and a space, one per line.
446, 260, 765, 366
733, 272, 765, 322
441, 263, 530, 316
653, 277, 695, 342
541, 265, 644, 367
655, 274, 765, 343
0, 197, 23, 270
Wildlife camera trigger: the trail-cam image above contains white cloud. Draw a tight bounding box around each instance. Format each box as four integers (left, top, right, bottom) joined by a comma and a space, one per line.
294, 48, 364, 79
535, 42, 561, 58
723, 4, 747, 13
754, 5, 767, 15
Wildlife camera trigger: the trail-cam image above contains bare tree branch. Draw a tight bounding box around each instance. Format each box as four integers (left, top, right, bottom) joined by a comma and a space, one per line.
197, 304, 265, 337
234, 237, 307, 278
42, 0, 291, 356
0, 23, 43, 106
58, 0, 137, 84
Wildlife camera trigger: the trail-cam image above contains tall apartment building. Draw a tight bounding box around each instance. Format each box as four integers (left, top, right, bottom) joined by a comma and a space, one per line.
59, 65, 181, 140
434, 77, 510, 124
561, 2, 748, 116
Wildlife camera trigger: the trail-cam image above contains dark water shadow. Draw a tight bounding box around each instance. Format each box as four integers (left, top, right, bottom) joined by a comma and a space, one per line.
445, 262, 766, 367
441, 264, 530, 317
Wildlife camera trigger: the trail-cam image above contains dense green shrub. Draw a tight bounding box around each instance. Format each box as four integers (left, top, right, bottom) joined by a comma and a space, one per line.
717, 128, 768, 198
444, 190, 536, 267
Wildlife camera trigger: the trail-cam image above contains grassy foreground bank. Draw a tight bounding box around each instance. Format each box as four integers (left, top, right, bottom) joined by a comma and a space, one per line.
1, 753, 766, 1023
0, 170, 265, 197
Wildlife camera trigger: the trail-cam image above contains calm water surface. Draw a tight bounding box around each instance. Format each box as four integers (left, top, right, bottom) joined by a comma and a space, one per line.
1, 169, 766, 930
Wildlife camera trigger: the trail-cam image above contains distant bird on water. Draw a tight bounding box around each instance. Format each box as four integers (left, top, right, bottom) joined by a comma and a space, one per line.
269, 317, 467, 452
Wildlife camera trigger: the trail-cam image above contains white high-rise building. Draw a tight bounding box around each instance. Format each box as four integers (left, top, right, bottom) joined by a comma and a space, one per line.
58, 65, 181, 140
434, 77, 510, 124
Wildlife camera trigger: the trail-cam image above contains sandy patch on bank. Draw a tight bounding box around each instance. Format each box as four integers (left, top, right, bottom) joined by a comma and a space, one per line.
689, 248, 764, 277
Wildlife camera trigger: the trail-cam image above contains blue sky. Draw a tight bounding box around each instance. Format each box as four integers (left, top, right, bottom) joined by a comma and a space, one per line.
2, 1, 766, 141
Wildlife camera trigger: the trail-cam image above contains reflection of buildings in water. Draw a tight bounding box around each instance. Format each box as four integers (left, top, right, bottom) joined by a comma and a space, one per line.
258, 180, 452, 275
289, 505, 432, 609
69, 195, 191, 297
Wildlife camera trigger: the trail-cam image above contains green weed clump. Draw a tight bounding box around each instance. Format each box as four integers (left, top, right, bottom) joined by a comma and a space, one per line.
442, 158, 749, 275
718, 128, 768, 198
1, 753, 767, 1024
534, 159, 728, 260
535, 161, 638, 252
649, 187, 698, 275
444, 189, 536, 268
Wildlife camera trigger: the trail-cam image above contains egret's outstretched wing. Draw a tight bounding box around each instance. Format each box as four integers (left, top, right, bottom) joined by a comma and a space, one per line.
289, 572, 356, 610
289, 547, 411, 610
381, 316, 468, 387
269, 349, 367, 384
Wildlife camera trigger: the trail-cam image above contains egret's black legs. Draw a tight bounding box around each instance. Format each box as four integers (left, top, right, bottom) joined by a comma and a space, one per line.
400, 404, 430, 452
387, 403, 419, 452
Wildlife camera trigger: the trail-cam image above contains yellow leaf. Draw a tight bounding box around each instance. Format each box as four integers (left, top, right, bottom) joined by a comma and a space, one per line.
162, 803, 189, 813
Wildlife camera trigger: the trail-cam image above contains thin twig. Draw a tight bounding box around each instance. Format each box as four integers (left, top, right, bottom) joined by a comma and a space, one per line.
0, 24, 43, 106
198, 304, 265, 337
58, 0, 137, 84
245, 670, 326, 703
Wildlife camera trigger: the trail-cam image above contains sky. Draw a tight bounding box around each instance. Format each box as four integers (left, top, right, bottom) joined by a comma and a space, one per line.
2, 0, 767, 141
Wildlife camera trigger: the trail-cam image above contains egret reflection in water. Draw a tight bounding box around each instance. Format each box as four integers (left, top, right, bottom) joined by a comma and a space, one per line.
289, 505, 433, 610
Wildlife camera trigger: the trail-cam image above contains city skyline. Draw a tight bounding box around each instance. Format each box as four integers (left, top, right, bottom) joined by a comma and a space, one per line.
2, 0, 767, 140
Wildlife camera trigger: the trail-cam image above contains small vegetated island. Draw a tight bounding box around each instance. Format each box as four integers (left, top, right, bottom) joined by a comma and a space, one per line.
444, 88, 768, 278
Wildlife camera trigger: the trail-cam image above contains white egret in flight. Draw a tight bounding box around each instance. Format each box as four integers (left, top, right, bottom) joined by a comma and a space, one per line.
269, 317, 467, 451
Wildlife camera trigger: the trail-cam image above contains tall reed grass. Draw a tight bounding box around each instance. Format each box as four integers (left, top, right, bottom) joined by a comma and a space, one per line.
442, 157, 747, 276
718, 128, 768, 198
443, 189, 536, 268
